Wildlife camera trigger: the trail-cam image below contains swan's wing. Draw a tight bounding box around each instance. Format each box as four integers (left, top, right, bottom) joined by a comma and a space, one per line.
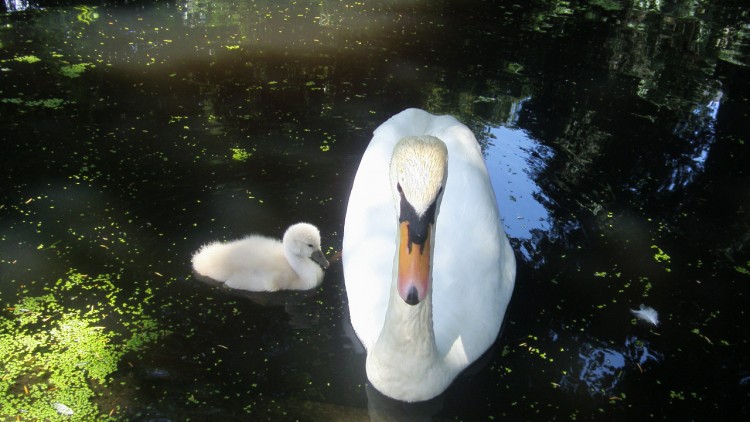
343, 125, 399, 350
431, 120, 516, 366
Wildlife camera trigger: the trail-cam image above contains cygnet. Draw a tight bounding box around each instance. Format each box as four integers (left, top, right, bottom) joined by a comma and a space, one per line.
192, 223, 329, 291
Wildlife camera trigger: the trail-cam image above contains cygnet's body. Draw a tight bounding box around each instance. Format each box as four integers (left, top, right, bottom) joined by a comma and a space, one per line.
192, 223, 329, 291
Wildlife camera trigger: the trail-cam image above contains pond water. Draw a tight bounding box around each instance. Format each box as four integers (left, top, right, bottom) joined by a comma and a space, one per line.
1, 0, 749, 420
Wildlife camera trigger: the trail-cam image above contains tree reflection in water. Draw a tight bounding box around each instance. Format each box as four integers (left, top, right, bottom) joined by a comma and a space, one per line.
560, 335, 663, 398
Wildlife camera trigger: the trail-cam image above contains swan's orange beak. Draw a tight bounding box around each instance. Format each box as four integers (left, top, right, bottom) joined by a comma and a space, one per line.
397, 221, 431, 305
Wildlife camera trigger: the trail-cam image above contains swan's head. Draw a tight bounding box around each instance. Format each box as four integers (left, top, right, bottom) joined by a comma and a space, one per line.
389, 136, 448, 306
283, 223, 330, 269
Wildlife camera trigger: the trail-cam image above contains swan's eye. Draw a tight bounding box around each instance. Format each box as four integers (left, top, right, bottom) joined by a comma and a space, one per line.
397, 183, 403, 194
307, 243, 313, 248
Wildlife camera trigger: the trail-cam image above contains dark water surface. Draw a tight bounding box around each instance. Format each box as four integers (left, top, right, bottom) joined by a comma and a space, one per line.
2, 0, 749, 420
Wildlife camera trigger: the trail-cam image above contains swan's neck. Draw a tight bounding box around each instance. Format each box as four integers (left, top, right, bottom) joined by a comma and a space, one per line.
377, 284, 437, 359
284, 248, 319, 289
366, 276, 454, 401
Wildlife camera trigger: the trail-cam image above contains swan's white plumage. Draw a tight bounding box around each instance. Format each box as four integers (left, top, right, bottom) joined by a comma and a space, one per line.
343, 108, 516, 401
192, 223, 328, 291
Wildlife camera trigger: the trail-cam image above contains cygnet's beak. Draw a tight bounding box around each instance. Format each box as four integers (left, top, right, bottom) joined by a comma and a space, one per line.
311, 249, 330, 269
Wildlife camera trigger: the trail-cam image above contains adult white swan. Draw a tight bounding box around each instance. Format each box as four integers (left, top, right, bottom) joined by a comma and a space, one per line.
343, 108, 516, 402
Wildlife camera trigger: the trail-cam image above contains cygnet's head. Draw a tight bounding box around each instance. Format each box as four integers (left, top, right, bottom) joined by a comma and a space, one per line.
283, 223, 330, 269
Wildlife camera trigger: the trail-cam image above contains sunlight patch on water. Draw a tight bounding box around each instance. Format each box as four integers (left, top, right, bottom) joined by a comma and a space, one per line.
485, 125, 552, 257
665, 86, 722, 192
3, 0, 29, 13
559, 335, 662, 398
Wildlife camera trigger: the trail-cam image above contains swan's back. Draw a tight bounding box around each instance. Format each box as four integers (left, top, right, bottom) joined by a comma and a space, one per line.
343, 108, 516, 367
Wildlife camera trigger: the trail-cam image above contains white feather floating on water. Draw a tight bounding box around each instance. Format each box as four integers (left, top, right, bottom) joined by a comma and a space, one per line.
630, 304, 659, 326
52, 402, 74, 416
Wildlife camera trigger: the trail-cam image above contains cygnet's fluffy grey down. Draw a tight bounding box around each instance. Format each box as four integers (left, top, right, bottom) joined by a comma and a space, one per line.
191, 223, 329, 291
